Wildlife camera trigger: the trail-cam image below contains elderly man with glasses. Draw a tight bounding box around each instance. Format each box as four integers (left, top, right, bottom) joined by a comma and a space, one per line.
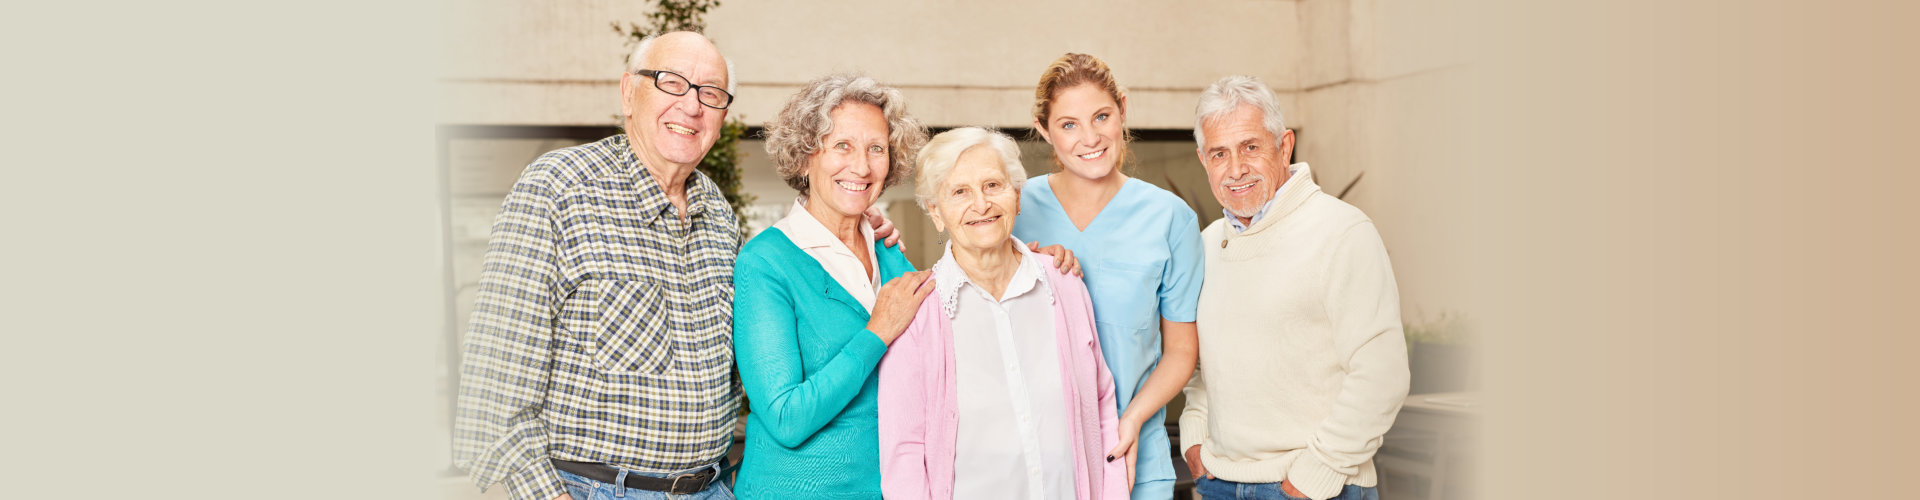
452, 31, 899, 500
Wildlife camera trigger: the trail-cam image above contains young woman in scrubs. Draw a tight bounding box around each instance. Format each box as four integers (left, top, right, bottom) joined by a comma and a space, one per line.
1012, 53, 1204, 500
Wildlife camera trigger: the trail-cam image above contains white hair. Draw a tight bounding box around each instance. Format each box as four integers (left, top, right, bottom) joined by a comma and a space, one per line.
1193, 75, 1286, 147
627, 32, 737, 95
914, 127, 1027, 213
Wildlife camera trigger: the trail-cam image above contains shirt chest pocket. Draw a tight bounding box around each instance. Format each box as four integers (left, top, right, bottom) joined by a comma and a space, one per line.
1082, 260, 1162, 332
591, 279, 675, 374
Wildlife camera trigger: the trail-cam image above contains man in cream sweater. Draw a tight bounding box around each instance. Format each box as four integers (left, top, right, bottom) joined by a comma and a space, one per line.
1178, 75, 1410, 500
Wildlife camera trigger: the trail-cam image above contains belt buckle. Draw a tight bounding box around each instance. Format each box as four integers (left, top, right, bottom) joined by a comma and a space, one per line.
668, 471, 702, 494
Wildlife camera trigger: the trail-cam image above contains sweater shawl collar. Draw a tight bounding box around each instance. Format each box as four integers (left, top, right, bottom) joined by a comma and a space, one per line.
1228, 162, 1319, 240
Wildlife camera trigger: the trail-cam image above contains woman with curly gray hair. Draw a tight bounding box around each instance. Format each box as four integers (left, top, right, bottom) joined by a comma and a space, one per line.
729, 73, 936, 499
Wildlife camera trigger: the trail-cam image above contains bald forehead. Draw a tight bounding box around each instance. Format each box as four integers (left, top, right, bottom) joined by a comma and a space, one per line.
646, 33, 729, 88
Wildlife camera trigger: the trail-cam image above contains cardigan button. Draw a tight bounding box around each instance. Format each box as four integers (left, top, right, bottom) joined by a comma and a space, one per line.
1221, 239, 1229, 248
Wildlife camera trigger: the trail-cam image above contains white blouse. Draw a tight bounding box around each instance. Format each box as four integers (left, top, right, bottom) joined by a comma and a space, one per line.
771, 197, 878, 312
933, 238, 1076, 500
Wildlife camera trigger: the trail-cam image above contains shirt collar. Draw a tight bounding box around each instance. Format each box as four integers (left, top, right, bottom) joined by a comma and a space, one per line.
931, 236, 1052, 319
776, 197, 876, 253
1225, 163, 1305, 233
618, 135, 718, 225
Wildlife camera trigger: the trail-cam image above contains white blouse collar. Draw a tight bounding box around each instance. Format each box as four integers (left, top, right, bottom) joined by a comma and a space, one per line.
776, 197, 875, 253
931, 236, 1053, 319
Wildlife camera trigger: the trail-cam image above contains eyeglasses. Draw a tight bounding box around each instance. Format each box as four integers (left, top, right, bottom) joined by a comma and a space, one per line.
636, 69, 734, 110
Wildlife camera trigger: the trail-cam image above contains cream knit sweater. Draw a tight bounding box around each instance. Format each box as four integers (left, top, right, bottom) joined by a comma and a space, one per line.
1178, 163, 1410, 500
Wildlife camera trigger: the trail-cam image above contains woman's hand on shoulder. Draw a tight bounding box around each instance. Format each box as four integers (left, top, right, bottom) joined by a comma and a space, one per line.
865, 206, 902, 249
1026, 242, 1081, 277
866, 270, 935, 345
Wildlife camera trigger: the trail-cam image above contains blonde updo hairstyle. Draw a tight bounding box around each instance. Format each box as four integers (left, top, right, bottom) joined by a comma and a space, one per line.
1031, 53, 1133, 173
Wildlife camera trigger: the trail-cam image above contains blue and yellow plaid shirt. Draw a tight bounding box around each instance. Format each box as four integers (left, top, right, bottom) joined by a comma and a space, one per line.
454, 134, 741, 500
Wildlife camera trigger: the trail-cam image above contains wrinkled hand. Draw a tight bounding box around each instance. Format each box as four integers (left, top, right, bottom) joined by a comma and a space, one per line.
866, 270, 935, 344
1282, 479, 1305, 498
866, 206, 902, 249
1184, 444, 1210, 480
1027, 242, 1080, 276
1107, 419, 1139, 489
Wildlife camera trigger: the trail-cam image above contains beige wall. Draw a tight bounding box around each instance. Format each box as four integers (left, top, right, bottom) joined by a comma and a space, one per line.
440, 0, 1474, 322
1292, 0, 1478, 323
441, 0, 1300, 128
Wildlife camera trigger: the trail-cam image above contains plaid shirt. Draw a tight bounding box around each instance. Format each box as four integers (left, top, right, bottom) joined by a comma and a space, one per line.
454, 135, 741, 500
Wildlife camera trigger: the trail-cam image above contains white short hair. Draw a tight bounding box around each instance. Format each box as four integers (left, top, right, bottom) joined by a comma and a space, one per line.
914, 127, 1027, 213
627, 32, 737, 95
1193, 75, 1286, 147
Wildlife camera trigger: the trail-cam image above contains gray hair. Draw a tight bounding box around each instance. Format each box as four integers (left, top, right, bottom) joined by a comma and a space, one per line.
914, 127, 1027, 213
627, 32, 737, 95
763, 74, 928, 193
1193, 75, 1287, 147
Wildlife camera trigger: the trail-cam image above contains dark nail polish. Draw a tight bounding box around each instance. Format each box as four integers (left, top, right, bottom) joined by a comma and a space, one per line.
1106, 455, 1115, 462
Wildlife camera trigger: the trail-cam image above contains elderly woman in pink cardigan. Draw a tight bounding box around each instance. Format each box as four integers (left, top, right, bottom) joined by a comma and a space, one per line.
877, 127, 1129, 500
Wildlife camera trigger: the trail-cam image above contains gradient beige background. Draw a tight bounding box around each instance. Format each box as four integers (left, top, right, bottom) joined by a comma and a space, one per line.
8, 1, 1917, 499
1466, 1, 1920, 498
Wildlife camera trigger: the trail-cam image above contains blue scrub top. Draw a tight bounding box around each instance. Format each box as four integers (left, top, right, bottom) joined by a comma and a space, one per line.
1012, 175, 1204, 490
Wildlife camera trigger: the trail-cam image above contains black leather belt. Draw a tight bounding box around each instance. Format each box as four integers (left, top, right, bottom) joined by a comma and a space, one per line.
552, 459, 718, 495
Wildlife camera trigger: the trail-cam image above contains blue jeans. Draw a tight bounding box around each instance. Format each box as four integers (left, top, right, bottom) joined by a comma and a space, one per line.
1193, 476, 1377, 500
556, 462, 734, 500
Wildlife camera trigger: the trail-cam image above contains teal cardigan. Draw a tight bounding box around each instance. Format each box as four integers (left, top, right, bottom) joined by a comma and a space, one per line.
731, 228, 914, 499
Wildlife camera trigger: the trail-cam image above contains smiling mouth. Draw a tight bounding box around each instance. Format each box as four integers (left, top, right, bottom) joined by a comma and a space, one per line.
1227, 182, 1257, 193
835, 180, 871, 192
665, 123, 695, 135
1077, 149, 1106, 161
964, 215, 1001, 226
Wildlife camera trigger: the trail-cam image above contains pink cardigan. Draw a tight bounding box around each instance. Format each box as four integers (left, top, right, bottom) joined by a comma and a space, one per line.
877, 254, 1128, 500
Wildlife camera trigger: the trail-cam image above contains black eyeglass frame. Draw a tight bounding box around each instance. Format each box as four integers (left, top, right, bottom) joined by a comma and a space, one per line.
635, 69, 734, 110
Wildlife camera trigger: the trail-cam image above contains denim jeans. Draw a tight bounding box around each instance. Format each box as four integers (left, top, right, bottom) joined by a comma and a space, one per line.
556, 462, 734, 500
1193, 476, 1377, 500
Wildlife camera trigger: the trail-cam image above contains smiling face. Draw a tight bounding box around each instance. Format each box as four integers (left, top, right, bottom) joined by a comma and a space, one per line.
803, 101, 891, 225
1037, 83, 1127, 181
620, 32, 729, 176
930, 145, 1021, 254
1197, 104, 1295, 222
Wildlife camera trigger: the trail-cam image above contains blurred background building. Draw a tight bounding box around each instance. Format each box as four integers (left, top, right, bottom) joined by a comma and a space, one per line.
438, 1, 1478, 498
